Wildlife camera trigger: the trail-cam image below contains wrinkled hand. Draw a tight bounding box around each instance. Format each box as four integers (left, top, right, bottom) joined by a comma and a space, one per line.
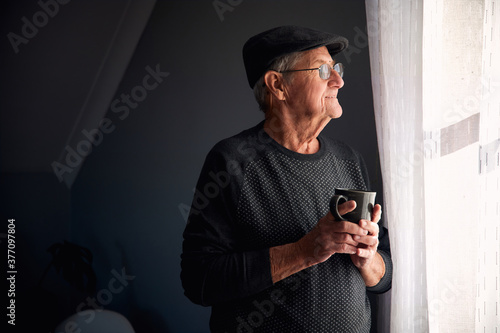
349, 203, 381, 270
270, 201, 384, 285
297, 200, 369, 266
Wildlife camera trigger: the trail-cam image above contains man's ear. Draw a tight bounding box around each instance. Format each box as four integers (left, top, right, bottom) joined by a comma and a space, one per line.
264, 71, 286, 101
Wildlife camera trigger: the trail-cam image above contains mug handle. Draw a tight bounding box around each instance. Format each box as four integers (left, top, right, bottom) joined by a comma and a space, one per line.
330, 195, 348, 221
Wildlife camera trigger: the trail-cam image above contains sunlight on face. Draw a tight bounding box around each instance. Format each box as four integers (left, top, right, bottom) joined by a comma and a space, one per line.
282, 46, 345, 121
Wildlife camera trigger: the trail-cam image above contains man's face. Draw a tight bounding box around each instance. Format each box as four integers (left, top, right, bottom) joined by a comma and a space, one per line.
282, 46, 344, 121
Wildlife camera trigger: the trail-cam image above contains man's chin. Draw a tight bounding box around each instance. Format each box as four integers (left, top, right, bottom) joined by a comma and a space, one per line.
329, 107, 343, 119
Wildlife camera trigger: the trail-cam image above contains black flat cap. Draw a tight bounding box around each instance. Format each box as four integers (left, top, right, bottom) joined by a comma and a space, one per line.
242, 25, 349, 88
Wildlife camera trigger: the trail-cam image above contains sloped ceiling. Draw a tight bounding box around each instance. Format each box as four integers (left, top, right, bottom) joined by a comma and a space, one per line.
1, 0, 156, 187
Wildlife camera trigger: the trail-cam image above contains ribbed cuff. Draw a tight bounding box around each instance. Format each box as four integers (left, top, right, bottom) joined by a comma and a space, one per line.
366, 249, 392, 294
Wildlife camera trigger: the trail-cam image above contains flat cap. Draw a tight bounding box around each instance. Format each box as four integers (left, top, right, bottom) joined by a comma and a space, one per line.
242, 25, 349, 88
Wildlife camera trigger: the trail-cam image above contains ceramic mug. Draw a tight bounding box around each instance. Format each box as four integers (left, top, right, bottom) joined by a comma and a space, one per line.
329, 188, 376, 222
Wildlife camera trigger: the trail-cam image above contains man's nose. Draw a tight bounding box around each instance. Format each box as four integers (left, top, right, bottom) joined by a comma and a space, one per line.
328, 69, 344, 89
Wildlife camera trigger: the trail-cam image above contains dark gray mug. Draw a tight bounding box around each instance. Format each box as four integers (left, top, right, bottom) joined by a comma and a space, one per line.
329, 188, 376, 222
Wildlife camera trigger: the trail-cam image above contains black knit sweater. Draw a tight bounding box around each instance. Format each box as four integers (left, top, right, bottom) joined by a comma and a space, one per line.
181, 121, 392, 333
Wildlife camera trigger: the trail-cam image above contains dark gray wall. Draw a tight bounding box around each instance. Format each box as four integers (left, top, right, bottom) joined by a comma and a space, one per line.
1, 1, 385, 332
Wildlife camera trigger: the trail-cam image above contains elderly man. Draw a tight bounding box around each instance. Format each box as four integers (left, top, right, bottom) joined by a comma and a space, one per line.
181, 25, 392, 332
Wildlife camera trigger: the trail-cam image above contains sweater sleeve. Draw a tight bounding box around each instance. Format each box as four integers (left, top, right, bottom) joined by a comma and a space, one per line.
180, 145, 274, 306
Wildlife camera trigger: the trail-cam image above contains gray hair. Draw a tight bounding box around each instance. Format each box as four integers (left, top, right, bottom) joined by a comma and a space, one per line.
252, 51, 305, 113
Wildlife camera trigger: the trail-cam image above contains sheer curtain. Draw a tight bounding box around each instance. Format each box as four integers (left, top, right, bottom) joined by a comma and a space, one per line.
366, 0, 500, 332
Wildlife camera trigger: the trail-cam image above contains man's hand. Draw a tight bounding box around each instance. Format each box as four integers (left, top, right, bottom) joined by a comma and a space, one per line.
297, 200, 369, 265
269, 200, 368, 283
350, 203, 381, 268
269, 201, 385, 285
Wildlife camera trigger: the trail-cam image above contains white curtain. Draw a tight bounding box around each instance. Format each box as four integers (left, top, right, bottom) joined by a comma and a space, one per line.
366, 0, 500, 332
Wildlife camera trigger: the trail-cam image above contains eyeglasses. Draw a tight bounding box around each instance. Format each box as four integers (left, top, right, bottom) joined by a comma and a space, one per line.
280, 63, 344, 80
